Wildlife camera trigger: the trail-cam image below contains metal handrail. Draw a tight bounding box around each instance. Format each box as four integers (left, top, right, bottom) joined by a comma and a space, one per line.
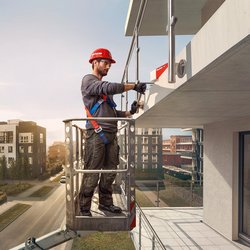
63, 117, 136, 231
168, 0, 177, 83
121, 0, 148, 84
136, 202, 166, 249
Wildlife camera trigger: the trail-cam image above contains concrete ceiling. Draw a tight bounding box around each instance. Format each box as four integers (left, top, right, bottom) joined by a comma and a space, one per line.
125, 0, 207, 36
135, 35, 250, 128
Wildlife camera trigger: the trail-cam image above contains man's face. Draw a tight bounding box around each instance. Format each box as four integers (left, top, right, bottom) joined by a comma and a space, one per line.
95, 59, 112, 77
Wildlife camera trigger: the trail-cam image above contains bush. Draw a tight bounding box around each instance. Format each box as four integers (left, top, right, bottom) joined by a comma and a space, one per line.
0, 191, 7, 205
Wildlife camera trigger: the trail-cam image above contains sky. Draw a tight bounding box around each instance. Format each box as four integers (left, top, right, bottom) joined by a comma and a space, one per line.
0, 0, 192, 146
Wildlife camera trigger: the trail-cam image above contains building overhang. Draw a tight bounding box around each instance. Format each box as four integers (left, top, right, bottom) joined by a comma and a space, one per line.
133, 0, 250, 128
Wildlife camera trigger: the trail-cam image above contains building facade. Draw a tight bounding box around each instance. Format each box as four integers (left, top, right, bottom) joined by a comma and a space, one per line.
125, 0, 250, 244
119, 128, 163, 180
0, 120, 46, 178
162, 135, 193, 167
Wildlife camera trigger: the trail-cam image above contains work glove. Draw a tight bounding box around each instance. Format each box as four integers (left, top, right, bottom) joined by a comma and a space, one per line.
130, 101, 138, 115
133, 82, 146, 94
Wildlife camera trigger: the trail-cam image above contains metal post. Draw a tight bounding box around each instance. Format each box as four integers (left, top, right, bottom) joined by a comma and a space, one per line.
152, 234, 155, 250
64, 121, 75, 229
168, 0, 177, 83
156, 181, 160, 207
75, 126, 79, 194
135, 28, 140, 91
139, 211, 142, 250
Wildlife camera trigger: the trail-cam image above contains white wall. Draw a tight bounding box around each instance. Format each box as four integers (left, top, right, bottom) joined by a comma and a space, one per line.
203, 116, 250, 240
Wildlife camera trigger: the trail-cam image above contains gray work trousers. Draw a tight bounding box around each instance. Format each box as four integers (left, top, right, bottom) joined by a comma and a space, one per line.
79, 130, 119, 211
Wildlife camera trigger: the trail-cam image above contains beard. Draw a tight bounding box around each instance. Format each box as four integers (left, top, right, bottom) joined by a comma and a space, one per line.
97, 67, 108, 77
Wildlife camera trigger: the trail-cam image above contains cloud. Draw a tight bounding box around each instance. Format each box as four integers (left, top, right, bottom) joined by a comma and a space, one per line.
35, 118, 65, 146
0, 108, 24, 120
0, 81, 11, 86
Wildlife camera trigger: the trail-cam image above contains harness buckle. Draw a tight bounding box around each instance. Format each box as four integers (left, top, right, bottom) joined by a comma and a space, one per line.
94, 127, 103, 134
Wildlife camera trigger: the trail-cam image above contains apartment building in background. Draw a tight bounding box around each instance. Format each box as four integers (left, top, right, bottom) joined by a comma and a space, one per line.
119, 128, 163, 180
0, 120, 46, 178
162, 135, 192, 167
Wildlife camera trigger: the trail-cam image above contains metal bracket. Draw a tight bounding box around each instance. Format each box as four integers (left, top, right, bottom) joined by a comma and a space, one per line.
176, 59, 187, 78
10, 227, 78, 250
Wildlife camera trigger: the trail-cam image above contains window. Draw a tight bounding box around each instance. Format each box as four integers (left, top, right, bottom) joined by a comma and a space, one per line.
152, 163, 158, 169
28, 157, 33, 165
0, 146, 4, 153
0, 132, 4, 143
239, 132, 250, 243
19, 146, 24, 153
152, 137, 158, 144
28, 146, 33, 153
40, 133, 44, 143
19, 133, 33, 143
152, 145, 158, 153
152, 155, 158, 163
141, 137, 148, 144
142, 145, 148, 153
142, 154, 148, 162
0, 131, 13, 143
8, 146, 13, 153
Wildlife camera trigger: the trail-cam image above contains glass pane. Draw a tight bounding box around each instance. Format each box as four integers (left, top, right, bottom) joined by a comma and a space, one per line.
243, 134, 250, 236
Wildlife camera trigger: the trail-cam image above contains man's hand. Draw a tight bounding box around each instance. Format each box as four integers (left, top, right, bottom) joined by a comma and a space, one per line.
133, 82, 146, 94
130, 101, 138, 115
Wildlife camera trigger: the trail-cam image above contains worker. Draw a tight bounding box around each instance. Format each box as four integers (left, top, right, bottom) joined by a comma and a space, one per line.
79, 48, 146, 216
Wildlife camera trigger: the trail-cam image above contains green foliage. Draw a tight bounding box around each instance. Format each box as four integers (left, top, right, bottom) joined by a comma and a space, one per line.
0, 191, 7, 205
135, 188, 154, 207
0, 156, 7, 180
0, 183, 33, 196
29, 186, 54, 197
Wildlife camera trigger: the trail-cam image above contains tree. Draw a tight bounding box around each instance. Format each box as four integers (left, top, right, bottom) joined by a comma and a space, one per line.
0, 156, 7, 180
8, 159, 18, 180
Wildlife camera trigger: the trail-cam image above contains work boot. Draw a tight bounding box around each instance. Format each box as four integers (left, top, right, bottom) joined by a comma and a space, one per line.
98, 204, 122, 213
80, 209, 92, 217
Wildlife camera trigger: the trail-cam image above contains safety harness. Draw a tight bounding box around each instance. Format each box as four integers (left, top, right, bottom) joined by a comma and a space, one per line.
85, 95, 116, 144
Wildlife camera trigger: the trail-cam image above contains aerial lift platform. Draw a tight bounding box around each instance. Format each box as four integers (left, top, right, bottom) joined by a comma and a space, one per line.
11, 117, 136, 249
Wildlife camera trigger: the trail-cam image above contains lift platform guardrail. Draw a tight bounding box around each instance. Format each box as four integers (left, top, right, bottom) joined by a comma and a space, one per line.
63, 117, 136, 232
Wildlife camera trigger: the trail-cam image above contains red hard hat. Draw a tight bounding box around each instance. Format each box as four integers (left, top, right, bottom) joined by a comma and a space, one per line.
89, 48, 116, 64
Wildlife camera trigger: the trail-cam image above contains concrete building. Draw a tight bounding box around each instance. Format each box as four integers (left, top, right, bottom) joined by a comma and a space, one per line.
119, 128, 163, 180
125, 0, 250, 245
162, 135, 193, 167
0, 120, 46, 178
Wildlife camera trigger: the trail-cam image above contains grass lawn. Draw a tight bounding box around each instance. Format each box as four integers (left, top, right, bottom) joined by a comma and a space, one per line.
0, 203, 31, 232
72, 232, 135, 250
0, 183, 33, 196
135, 188, 155, 207
29, 186, 54, 197
158, 187, 190, 207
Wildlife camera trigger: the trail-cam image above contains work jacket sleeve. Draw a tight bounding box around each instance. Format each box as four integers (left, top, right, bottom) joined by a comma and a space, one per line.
82, 74, 124, 96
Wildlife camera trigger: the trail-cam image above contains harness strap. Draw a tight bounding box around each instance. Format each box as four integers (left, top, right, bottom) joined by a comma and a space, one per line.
85, 95, 112, 144
85, 107, 109, 144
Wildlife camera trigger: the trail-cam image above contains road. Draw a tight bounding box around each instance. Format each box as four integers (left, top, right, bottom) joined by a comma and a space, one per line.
0, 183, 66, 250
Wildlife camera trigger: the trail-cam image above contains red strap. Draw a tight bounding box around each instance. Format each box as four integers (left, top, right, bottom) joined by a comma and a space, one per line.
101, 94, 107, 101
85, 107, 100, 129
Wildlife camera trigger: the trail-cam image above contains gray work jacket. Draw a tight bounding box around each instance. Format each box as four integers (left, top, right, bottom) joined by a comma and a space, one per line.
81, 74, 126, 133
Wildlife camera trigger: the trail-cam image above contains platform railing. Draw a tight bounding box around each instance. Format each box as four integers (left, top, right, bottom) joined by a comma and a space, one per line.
63, 117, 136, 231
133, 203, 166, 250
